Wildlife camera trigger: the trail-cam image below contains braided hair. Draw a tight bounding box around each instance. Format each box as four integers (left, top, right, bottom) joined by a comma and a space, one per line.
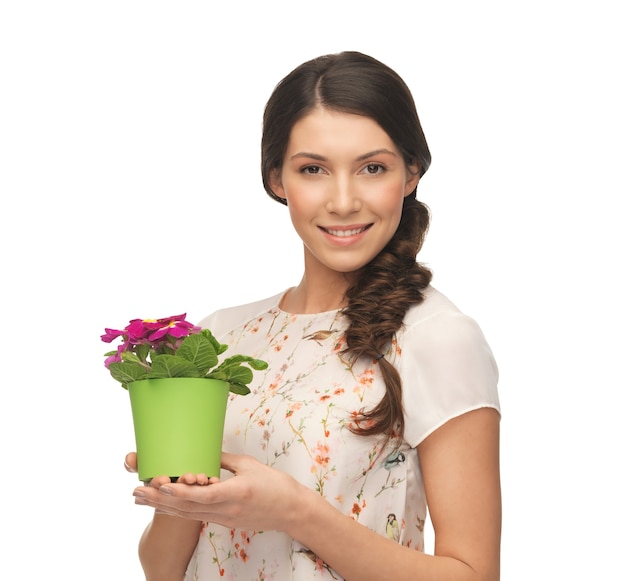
261, 51, 432, 439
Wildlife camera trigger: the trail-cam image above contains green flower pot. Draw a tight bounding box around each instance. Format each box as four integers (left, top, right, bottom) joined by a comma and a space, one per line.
128, 378, 230, 482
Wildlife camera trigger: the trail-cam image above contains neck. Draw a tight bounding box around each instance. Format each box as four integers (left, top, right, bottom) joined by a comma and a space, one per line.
280, 272, 354, 314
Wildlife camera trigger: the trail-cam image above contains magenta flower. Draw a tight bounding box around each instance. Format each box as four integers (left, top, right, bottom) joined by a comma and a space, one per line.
102, 312, 267, 392
101, 314, 194, 370
101, 314, 202, 367
101, 327, 126, 343
101, 314, 201, 354
147, 314, 202, 341
125, 318, 157, 344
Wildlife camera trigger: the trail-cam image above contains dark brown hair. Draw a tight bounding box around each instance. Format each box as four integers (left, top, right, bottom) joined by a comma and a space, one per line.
261, 51, 433, 439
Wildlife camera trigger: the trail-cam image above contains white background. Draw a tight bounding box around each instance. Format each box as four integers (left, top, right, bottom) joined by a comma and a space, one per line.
1, 1, 624, 579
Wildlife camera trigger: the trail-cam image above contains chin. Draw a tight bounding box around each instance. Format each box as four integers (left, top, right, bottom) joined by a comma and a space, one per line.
327, 260, 371, 274
307, 248, 380, 277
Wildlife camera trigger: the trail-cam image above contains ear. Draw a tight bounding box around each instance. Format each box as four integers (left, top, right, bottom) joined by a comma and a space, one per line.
404, 162, 421, 196
269, 168, 287, 201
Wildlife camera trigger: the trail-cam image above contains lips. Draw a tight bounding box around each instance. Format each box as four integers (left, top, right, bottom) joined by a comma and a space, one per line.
321, 225, 372, 237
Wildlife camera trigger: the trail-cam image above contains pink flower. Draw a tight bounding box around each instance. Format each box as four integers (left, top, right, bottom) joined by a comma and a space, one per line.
101, 314, 201, 349
125, 319, 157, 344
101, 314, 201, 368
146, 314, 201, 341
102, 313, 267, 392
100, 327, 126, 343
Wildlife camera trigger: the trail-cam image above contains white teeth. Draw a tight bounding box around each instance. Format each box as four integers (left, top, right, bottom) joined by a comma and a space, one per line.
326, 227, 366, 237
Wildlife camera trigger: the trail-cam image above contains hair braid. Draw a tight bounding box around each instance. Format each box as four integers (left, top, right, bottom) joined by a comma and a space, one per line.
260, 51, 434, 440
342, 197, 432, 439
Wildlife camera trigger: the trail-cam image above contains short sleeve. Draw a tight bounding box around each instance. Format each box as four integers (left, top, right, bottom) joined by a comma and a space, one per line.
400, 311, 500, 447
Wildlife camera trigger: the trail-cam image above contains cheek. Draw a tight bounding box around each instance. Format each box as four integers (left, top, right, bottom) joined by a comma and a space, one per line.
285, 194, 319, 241
283, 179, 327, 220
286, 194, 312, 224
375, 184, 406, 220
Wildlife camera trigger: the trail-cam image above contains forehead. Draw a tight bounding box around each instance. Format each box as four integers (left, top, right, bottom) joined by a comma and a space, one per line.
286, 107, 398, 156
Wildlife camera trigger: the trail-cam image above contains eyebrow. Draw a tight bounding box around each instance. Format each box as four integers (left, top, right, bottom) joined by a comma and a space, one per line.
289, 148, 398, 162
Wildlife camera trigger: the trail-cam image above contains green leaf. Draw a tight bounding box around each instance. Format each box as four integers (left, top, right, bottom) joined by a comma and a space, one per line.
153, 343, 175, 356
205, 354, 269, 393
120, 351, 142, 364
201, 329, 228, 355
134, 343, 151, 362
108, 361, 149, 388
148, 355, 201, 378
227, 383, 251, 396
219, 365, 253, 385
218, 354, 268, 371
247, 358, 268, 371
176, 334, 218, 373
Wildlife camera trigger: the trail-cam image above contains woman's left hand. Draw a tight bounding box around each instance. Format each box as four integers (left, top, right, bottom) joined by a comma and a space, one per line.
132, 452, 304, 532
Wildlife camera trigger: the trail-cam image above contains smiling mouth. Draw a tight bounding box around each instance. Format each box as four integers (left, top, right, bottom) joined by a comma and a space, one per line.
321, 225, 372, 237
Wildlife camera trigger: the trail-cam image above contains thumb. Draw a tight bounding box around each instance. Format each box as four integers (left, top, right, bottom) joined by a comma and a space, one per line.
124, 452, 138, 473
220, 451, 243, 474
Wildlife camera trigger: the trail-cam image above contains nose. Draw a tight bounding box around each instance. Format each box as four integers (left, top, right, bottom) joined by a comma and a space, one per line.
325, 175, 361, 215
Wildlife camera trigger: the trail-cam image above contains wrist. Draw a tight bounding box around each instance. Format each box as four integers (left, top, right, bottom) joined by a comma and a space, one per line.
282, 482, 327, 540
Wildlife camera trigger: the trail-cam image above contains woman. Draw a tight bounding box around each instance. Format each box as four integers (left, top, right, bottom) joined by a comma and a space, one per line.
128, 51, 501, 580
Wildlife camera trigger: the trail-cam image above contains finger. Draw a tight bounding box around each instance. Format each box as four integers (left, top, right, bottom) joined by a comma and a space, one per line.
124, 452, 138, 473
158, 482, 213, 502
148, 475, 173, 488
220, 452, 240, 473
177, 473, 198, 485
133, 484, 218, 520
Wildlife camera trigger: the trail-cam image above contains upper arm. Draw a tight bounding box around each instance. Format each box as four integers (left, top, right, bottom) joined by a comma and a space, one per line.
418, 406, 501, 580
401, 311, 500, 447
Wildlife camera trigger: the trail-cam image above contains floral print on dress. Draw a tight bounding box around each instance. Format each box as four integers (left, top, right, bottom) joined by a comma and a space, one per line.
185, 305, 427, 581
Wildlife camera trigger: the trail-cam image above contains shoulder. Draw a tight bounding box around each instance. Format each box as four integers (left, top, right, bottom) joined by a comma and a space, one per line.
197, 291, 285, 336
403, 286, 467, 327
401, 286, 490, 349
398, 286, 501, 446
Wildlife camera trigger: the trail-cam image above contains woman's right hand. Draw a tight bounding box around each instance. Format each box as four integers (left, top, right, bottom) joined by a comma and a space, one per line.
123, 452, 213, 488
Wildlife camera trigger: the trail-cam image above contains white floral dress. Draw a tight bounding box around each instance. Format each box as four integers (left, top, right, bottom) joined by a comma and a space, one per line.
185, 286, 500, 580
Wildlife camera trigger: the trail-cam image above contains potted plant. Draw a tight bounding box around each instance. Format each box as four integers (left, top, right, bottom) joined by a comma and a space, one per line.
102, 313, 267, 482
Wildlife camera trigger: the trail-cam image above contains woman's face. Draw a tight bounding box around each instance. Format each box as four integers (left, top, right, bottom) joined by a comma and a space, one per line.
270, 107, 419, 279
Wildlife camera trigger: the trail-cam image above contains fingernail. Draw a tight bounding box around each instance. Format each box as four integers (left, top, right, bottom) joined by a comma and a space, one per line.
159, 485, 173, 495
133, 490, 145, 498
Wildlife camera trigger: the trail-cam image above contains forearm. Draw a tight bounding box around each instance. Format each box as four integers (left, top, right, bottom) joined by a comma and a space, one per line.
287, 488, 493, 581
138, 511, 202, 581
288, 409, 502, 580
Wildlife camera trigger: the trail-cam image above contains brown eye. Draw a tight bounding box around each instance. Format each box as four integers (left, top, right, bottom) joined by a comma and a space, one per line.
302, 165, 322, 175
365, 164, 384, 174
